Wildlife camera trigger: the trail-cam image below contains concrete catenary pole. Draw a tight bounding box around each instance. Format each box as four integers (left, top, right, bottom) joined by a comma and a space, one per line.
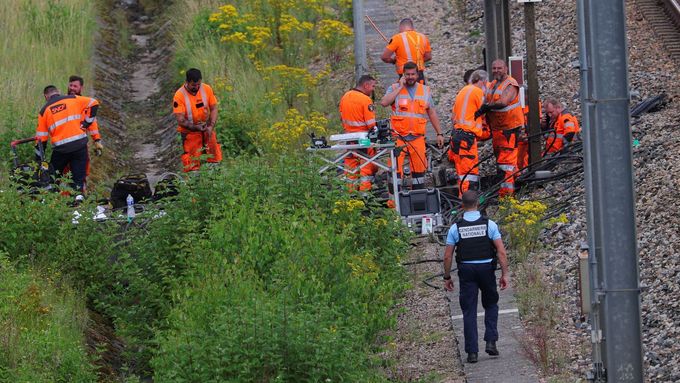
577, 0, 643, 381
352, 0, 368, 83
484, 0, 512, 70
523, 2, 541, 166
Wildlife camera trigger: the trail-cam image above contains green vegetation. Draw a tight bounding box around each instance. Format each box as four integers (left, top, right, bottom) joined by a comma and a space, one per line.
0, 0, 96, 164
0, 254, 96, 382
0, 158, 410, 380
1, 1, 411, 381
497, 197, 569, 378
169, 0, 355, 155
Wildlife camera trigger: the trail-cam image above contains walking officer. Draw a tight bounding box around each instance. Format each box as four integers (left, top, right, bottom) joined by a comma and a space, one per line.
443, 190, 510, 363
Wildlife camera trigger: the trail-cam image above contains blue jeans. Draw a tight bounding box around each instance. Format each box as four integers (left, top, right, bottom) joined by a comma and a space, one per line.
458, 262, 499, 353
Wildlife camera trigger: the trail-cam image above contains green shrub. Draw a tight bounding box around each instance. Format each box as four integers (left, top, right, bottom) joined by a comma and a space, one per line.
151, 157, 409, 382
0, 253, 95, 382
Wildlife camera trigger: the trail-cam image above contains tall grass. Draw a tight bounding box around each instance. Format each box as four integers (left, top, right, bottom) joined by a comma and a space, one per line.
0, 0, 96, 167
168, 0, 355, 154
0, 253, 95, 382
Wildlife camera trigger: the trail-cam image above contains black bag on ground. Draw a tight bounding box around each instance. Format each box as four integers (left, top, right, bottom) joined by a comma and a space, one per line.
153, 174, 180, 201
110, 174, 152, 208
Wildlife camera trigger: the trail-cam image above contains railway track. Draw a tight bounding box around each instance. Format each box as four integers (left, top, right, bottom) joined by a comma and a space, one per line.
637, 0, 680, 59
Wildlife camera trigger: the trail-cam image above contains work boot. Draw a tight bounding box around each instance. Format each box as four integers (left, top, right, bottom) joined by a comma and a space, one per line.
485, 341, 499, 356
467, 352, 478, 363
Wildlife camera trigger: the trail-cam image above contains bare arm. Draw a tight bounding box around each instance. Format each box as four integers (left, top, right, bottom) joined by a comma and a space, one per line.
443, 244, 455, 291
175, 113, 203, 132
423, 51, 432, 62
489, 85, 518, 109
381, 48, 396, 64
426, 106, 442, 135
493, 238, 509, 289
207, 105, 218, 129
380, 81, 403, 107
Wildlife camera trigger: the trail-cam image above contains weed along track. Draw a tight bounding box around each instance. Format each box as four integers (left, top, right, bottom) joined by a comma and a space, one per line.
85, 0, 177, 376
94, 0, 176, 186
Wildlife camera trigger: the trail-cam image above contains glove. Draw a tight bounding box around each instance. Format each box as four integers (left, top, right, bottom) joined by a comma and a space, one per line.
94, 140, 104, 157
474, 104, 492, 119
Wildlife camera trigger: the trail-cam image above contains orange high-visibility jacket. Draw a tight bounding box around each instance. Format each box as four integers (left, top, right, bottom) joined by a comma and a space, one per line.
386, 30, 431, 74
453, 84, 488, 139
547, 111, 580, 152
339, 89, 376, 133
389, 83, 432, 136
36, 95, 98, 149
485, 76, 524, 131
173, 83, 218, 134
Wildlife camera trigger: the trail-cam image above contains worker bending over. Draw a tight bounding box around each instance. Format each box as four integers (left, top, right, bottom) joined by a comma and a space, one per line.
543, 98, 580, 155
339, 75, 378, 191
173, 68, 222, 172
444, 190, 509, 364
450, 70, 491, 195
381, 18, 432, 83
35, 85, 100, 193
476, 59, 524, 197
380, 62, 444, 190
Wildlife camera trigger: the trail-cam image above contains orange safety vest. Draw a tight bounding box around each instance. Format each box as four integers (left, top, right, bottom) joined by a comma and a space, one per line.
485, 76, 524, 130
547, 111, 580, 152
174, 84, 215, 134
388, 31, 430, 74
36, 95, 98, 148
453, 84, 485, 137
390, 83, 430, 136
339, 89, 376, 133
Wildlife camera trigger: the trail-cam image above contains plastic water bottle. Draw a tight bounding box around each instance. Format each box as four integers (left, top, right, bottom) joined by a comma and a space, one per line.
126, 194, 135, 222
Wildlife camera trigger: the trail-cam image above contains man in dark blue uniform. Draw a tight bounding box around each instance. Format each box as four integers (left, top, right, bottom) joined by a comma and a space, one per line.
443, 190, 509, 363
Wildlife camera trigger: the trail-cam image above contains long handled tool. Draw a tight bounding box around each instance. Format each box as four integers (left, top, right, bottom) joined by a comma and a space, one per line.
365, 15, 389, 42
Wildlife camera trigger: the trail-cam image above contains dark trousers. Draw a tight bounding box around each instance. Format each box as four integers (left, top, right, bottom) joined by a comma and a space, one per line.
458, 262, 499, 353
51, 145, 88, 192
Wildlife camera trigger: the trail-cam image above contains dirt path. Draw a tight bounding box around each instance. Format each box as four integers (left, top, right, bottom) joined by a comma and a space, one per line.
94, 0, 177, 189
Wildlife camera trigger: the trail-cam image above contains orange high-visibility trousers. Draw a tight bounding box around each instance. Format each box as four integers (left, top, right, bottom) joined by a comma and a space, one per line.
492, 129, 519, 197
452, 138, 479, 196
181, 130, 223, 172
394, 135, 427, 189
344, 148, 377, 191
517, 138, 528, 171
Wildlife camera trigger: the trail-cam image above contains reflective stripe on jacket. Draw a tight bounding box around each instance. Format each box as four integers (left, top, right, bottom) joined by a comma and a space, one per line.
36, 95, 98, 148
390, 83, 430, 136
339, 89, 376, 133
453, 84, 486, 138
485, 76, 524, 130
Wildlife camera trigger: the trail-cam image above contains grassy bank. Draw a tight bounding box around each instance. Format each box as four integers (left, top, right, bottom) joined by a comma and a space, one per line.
0, 0, 96, 165
0, 1, 98, 380
168, 0, 355, 155
0, 254, 95, 382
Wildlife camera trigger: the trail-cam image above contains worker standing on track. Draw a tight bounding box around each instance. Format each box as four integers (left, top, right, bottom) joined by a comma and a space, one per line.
543, 98, 580, 155
476, 59, 524, 197
339, 75, 378, 191
66, 75, 104, 190
443, 190, 509, 364
380, 62, 445, 191
173, 68, 223, 172
450, 70, 491, 195
36, 85, 100, 193
381, 18, 432, 84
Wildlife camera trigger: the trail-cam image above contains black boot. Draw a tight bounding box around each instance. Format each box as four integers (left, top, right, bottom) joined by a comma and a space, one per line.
467, 352, 478, 363
485, 341, 499, 356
